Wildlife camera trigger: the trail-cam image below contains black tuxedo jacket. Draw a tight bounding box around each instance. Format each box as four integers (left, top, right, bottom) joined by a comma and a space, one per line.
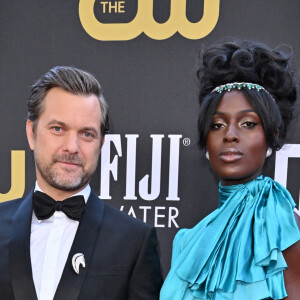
0, 189, 162, 300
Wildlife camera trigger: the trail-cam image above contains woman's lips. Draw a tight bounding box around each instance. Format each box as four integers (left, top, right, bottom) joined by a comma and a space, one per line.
219, 149, 243, 162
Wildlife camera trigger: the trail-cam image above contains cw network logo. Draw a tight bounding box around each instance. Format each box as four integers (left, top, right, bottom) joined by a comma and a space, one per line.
79, 0, 220, 41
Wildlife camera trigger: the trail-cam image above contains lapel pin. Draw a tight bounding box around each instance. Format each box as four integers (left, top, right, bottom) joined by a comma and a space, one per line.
72, 253, 85, 274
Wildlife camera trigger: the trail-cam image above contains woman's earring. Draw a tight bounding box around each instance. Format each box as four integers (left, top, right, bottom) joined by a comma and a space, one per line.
205, 151, 210, 160
266, 148, 272, 158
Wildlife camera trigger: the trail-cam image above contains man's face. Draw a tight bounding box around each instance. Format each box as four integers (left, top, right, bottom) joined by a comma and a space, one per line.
26, 87, 102, 197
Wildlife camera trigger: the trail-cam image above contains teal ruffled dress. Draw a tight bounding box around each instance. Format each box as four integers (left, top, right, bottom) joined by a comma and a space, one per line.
160, 176, 300, 300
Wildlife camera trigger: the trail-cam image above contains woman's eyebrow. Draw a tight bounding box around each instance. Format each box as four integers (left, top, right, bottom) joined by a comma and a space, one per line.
214, 109, 256, 115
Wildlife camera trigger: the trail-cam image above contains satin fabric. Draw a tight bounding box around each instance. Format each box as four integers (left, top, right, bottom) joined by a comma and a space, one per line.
160, 176, 300, 300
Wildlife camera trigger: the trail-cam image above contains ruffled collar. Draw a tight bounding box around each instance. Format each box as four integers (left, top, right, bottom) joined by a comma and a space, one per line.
218, 175, 263, 207
167, 176, 300, 300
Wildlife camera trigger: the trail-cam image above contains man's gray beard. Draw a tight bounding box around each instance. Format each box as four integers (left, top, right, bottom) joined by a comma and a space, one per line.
35, 158, 91, 192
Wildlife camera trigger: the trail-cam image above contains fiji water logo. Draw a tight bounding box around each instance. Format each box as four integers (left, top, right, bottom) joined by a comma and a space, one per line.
78, 0, 220, 41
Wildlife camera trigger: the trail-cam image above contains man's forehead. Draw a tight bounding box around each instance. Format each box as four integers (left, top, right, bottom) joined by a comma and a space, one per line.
40, 88, 101, 127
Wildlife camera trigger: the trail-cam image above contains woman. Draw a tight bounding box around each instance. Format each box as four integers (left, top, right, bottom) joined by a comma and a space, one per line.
160, 40, 300, 299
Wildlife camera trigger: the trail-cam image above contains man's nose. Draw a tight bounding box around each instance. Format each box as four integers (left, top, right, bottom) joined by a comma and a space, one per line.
62, 132, 79, 154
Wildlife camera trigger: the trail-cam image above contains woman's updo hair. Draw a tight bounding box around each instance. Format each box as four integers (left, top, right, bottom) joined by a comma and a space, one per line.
197, 40, 297, 151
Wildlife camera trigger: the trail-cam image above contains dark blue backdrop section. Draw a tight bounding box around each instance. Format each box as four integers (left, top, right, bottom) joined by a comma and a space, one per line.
0, 0, 299, 277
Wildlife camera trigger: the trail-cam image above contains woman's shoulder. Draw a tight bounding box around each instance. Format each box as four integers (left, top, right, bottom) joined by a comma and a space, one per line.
172, 210, 218, 248
260, 178, 300, 252
282, 213, 300, 299
294, 212, 300, 229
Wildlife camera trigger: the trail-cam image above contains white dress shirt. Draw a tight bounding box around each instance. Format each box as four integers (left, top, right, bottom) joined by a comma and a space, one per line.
30, 183, 91, 300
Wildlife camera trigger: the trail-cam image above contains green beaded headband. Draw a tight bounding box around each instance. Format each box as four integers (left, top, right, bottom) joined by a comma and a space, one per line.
212, 82, 266, 93
211, 82, 275, 102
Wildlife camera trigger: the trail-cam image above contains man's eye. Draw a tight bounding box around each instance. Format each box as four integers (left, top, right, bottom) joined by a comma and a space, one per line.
53, 126, 62, 132
83, 132, 94, 138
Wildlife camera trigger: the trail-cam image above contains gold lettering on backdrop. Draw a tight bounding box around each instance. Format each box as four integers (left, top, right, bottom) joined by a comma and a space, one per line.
0, 151, 25, 202
100, 1, 125, 13
79, 0, 220, 41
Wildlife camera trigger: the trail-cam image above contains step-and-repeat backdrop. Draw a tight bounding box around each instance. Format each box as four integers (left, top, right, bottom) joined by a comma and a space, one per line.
0, 0, 299, 277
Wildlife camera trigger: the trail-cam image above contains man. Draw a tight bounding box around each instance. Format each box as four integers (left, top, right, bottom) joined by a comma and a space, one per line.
0, 66, 162, 300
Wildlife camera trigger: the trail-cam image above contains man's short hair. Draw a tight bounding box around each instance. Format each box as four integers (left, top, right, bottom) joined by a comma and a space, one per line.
27, 66, 109, 137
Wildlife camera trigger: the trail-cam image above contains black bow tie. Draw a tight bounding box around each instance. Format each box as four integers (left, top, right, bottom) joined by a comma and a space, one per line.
32, 191, 85, 221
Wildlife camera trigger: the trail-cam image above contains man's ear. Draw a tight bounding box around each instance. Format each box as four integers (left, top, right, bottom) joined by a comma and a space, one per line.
26, 120, 35, 150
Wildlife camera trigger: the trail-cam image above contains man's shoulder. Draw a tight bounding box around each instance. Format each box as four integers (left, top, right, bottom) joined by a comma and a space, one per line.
98, 200, 158, 253
0, 197, 24, 213
0, 198, 25, 232
0, 190, 33, 220
89, 189, 152, 231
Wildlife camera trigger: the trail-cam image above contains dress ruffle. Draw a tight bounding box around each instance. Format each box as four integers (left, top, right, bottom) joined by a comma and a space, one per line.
160, 176, 300, 300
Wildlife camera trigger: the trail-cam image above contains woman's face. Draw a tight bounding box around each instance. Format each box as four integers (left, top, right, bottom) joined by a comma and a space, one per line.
206, 91, 267, 186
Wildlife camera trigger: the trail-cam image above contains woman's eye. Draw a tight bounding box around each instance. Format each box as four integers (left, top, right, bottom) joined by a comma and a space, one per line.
242, 121, 257, 128
210, 123, 225, 130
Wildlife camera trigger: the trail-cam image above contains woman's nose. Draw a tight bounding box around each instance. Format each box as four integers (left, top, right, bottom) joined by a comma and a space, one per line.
223, 125, 239, 143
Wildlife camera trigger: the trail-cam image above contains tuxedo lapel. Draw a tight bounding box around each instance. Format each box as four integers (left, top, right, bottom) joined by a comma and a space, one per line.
54, 190, 104, 300
10, 190, 38, 300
